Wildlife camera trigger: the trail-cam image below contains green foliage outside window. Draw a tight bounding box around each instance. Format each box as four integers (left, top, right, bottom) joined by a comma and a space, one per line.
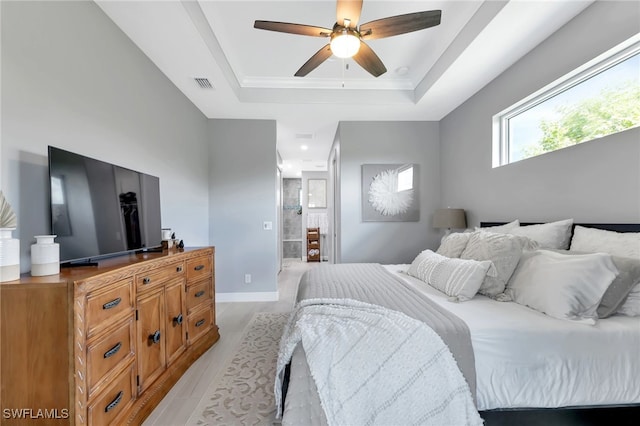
523, 81, 640, 158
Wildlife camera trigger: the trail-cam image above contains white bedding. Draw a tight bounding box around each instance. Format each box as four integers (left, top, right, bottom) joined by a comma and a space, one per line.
276, 298, 482, 425
384, 264, 640, 411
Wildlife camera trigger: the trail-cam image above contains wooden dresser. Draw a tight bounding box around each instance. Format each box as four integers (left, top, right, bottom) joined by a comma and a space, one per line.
0, 247, 219, 425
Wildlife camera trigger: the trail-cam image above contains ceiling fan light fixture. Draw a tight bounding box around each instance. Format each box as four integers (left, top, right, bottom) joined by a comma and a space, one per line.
330, 28, 360, 58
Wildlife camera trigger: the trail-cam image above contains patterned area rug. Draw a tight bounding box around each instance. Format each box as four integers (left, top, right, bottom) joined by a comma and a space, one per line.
192, 312, 289, 426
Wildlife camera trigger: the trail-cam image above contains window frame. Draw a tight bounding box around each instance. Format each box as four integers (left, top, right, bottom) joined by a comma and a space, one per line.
493, 35, 640, 168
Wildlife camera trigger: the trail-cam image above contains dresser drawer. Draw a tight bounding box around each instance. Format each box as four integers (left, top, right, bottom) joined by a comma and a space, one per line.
86, 278, 134, 336
87, 362, 135, 426
186, 279, 212, 314
86, 317, 135, 398
136, 262, 185, 292
187, 302, 213, 345
186, 255, 212, 283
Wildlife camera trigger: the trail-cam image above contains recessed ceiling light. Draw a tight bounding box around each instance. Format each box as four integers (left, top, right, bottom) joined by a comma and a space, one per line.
287, 163, 293, 169
301, 145, 308, 151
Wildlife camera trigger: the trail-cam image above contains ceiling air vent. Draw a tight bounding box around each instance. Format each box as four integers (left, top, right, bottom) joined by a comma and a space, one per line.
194, 78, 214, 89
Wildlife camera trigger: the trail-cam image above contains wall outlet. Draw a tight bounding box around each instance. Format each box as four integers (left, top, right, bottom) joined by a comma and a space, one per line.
244, 274, 251, 284
263, 221, 272, 230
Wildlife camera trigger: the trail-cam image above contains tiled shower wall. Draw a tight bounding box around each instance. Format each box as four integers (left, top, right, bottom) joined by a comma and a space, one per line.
283, 178, 302, 258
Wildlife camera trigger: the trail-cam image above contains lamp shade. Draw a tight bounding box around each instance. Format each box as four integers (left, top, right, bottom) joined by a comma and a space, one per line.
433, 208, 466, 229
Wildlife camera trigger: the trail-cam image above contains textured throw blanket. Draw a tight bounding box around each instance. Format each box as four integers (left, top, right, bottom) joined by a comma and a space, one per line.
275, 298, 483, 426
296, 263, 476, 398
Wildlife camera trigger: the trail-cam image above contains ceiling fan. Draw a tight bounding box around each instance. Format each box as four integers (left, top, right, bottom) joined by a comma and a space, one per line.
254, 0, 441, 78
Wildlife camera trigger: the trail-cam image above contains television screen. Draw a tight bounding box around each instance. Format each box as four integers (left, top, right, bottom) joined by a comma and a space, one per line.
48, 146, 162, 264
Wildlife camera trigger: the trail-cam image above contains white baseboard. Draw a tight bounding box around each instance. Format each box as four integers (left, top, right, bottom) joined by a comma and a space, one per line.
216, 291, 280, 302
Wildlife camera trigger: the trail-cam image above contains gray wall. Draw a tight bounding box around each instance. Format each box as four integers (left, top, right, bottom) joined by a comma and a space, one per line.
1, 0, 210, 272
208, 119, 278, 298
337, 121, 441, 264
440, 1, 640, 227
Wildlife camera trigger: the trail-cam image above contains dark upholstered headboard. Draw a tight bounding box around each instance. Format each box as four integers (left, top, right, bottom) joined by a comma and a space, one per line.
480, 222, 640, 234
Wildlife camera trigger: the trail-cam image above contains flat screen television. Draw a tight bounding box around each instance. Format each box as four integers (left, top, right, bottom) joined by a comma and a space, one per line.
48, 146, 162, 264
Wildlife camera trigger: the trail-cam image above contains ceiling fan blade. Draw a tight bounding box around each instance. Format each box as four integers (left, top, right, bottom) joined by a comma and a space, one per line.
352, 41, 387, 77
254, 21, 331, 37
295, 44, 333, 77
336, 0, 363, 28
360, 10, 442, 40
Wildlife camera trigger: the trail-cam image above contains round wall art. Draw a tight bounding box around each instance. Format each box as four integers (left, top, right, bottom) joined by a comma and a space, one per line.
368, 169, 413, 216
361, 164, 419, 222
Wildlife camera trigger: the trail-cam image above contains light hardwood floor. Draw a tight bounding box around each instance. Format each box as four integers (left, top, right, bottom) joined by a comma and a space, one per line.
142, 259, 314, 425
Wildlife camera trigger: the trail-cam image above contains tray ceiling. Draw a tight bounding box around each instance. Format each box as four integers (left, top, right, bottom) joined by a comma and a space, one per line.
96, 0, 593, 176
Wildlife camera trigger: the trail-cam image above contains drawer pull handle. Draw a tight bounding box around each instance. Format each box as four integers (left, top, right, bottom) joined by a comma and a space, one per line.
173, 314, 183, 325
143, 277, 151, 284
102, 298, 121, 310
195, 319, 205, 328
194, 265, 205, 271
103, 342, 122, 359
149, 330, 161, 344
195, 290, 205, 298
176, 266, 183, 273
105, 391, 123, 413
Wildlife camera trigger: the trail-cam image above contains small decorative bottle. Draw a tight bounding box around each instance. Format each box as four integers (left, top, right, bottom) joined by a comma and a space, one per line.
0, 227, 20, 282
31, 235, 60, 276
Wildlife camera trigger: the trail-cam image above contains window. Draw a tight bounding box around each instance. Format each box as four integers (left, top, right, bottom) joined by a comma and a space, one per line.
493, 36, 640, 167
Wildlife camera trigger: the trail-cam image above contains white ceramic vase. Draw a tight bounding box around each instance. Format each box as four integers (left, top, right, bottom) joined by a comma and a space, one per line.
0, 227, 20, 282
31, 235, 60, 276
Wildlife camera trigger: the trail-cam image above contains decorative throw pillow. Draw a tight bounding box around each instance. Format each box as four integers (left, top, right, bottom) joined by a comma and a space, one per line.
475, 220, 519, 233
548, 250, 640, 318
508, 219, 574, 249
570, 225, 640, 259
507, 234, 540, 252
599, 256, 640, 317
503, 250, 618, 324
460, 231, 524, 297
617, 284, 640, 316
436, 232, 472, 258
406, 250, 495, 302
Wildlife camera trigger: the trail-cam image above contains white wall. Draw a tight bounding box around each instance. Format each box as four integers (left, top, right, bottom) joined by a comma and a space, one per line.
1, 1, 210, 272
208, 119, 278, 300
440, 1, 640, 226
337, 121, 441, 264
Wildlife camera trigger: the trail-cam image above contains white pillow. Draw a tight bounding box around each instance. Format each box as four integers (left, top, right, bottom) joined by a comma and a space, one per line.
406, 250, 495, 302
436, 232, 472, 258
547, 250, 640, 318
460, 231, 524, 297
617, 283, 640, 316
570, 225, 640, 259
509, 219, 574, 249
503, 250, 619, 324
474, 220, 519, 233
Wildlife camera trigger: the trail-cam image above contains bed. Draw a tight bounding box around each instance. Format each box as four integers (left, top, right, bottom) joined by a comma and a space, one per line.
277, 221, 640, 425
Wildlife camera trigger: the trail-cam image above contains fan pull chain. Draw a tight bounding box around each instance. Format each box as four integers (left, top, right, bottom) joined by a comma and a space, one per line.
341, 60, 350, 88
